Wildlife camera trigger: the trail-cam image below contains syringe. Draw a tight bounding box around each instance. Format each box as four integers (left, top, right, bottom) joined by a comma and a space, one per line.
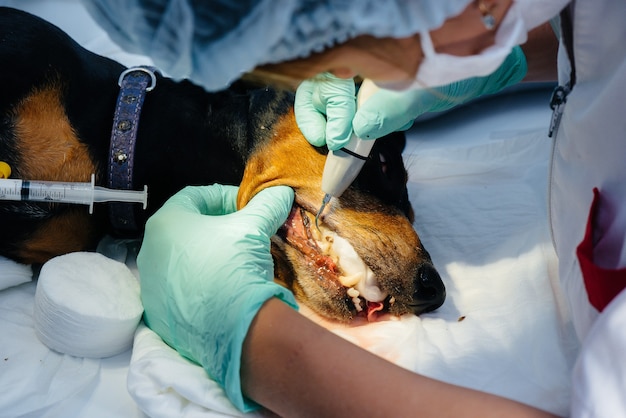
0, 174, 148, 214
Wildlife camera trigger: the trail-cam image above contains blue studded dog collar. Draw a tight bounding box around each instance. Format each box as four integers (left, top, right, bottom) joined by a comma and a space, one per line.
107, 66, 157, 233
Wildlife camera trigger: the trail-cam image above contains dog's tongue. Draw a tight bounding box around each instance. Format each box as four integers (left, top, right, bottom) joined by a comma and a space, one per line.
366, 301, 384, 322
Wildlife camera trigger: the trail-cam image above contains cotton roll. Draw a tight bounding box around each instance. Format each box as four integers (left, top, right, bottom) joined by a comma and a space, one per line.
34, 252, 143, 358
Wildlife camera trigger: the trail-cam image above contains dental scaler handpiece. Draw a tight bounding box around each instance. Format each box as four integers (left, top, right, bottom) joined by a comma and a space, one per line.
315, 79, 380, 225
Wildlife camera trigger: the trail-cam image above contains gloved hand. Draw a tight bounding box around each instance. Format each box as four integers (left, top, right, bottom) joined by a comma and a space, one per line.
137, 184, 297, 412
353, 46, 528, 139
294, 72, 356, 150
295, 46, 527, 147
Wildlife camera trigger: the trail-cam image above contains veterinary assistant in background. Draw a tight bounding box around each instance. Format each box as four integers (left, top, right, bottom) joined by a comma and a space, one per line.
82, 0, 626, 416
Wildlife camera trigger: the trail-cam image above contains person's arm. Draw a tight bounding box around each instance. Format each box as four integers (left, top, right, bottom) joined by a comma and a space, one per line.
241, 298, 560, 418
520, 21, 559, 82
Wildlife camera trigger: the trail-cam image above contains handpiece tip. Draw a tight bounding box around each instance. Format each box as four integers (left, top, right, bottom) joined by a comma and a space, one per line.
314, 209, 322, 231
315, 194, 332, 231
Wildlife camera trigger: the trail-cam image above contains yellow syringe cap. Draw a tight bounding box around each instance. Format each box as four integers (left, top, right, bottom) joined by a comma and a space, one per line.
0, 161, 11, 179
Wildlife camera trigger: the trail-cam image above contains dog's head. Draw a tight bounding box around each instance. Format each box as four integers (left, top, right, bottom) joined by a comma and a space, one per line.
237, 110, 445, 322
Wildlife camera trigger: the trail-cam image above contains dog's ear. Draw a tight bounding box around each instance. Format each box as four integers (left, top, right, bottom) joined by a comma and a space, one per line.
377, 131, 407, 154
352, 131, 412, 220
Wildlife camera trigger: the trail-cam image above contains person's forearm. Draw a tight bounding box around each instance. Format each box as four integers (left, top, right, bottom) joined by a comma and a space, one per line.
521, 22, 559, 82
241, 298, 560, 418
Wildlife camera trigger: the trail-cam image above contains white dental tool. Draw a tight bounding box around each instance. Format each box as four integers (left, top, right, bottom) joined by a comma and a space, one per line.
0, 174, 148, 214
315, 79, 380, 226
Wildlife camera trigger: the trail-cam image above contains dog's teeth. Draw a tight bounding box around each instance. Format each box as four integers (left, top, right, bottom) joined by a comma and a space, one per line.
347, 287, 362, 312
338, 274, 360, 287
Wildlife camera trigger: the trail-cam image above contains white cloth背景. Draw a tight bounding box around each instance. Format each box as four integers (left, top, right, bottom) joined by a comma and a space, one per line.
0, 256, 33, 291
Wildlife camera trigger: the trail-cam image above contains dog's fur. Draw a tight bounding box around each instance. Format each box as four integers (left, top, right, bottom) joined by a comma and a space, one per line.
0, 7, 445, 322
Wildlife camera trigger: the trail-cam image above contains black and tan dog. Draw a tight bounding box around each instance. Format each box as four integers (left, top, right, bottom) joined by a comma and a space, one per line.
0, 7, 445, 322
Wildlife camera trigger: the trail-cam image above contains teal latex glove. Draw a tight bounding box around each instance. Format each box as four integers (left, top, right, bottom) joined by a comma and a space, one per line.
353, 46, 528, 139
295, 72, 356, 150
294, 46, 527, 148
137, 184, 298, 412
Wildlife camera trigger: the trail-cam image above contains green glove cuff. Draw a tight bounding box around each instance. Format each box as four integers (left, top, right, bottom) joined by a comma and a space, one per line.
436, 45, 528, 110
353, 46, 527, 140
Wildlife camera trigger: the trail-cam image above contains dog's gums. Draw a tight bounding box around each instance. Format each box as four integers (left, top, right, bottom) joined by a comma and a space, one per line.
279, 205, 389, 321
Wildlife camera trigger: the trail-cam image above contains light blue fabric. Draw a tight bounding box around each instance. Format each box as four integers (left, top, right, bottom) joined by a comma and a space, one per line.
137, 184, 297, 412
81, 0, 471, 91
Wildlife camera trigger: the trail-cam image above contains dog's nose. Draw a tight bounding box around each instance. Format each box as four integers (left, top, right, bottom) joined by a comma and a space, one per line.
410, 264, 446, 315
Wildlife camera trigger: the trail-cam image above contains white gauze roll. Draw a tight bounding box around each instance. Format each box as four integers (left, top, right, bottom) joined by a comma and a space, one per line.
34, 252, 143, 358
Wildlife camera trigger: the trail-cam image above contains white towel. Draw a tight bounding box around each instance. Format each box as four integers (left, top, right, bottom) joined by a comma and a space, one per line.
0, 256, 33, 291
129, 323, 250, 418
0, 281, 101, 417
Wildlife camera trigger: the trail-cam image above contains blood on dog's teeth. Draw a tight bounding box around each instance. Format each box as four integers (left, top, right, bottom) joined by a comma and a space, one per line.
280, 206, 342, 282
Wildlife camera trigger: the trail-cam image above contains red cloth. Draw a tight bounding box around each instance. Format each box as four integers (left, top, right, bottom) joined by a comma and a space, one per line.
577, 188, 626, 312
